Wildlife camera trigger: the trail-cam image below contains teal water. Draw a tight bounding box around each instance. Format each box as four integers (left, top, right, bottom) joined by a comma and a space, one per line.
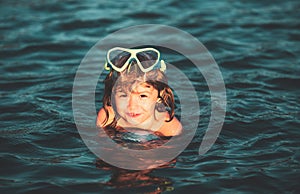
1, 0, 299, 193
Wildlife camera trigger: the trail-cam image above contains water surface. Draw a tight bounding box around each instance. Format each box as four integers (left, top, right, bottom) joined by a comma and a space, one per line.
1, 0, 299, 193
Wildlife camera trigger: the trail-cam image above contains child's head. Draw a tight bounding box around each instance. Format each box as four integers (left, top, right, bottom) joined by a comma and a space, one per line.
101, 47, 175, 127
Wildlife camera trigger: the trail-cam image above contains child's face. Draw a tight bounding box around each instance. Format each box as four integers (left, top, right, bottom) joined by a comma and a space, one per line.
114, 82, 159, 127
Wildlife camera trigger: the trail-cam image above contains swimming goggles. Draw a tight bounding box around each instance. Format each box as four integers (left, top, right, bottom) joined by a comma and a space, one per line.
104, 47, 166, 72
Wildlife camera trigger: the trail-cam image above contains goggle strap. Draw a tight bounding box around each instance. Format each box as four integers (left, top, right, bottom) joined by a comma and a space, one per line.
127, 62, 134, 73
104, 61, 111, 71
160, 60, 166, 72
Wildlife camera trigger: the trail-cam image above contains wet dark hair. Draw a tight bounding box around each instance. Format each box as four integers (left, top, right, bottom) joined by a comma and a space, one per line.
101, 50, 175, 127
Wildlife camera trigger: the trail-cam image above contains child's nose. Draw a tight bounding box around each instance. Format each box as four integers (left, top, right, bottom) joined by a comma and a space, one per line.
127, 95, 139, 108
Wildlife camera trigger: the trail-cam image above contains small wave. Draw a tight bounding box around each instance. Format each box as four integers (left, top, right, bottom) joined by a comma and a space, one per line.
56, 18, 116, 31
265, 77, 300, 90
125, 12, 167, 19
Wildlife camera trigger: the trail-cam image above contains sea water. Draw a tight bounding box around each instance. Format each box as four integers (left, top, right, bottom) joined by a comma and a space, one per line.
1, 0, 299, 193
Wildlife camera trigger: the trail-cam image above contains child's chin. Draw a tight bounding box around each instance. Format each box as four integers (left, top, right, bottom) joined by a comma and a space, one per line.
127, 121, 142, 126
125, 119, 144, 127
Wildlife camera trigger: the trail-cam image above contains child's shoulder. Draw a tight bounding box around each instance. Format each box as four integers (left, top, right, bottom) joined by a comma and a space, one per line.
96, 106, 115, 127
157, 113, 182, 136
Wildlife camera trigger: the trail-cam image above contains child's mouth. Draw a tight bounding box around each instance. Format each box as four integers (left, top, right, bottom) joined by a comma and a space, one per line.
127, 113, 141, 118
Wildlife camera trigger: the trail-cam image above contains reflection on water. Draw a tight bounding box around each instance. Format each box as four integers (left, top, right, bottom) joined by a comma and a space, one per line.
96, 158, 176, 193
102, 126, 172, 149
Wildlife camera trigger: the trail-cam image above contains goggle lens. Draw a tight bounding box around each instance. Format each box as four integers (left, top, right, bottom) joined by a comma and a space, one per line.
109, 50, 131, 68
137, 50, 159, 69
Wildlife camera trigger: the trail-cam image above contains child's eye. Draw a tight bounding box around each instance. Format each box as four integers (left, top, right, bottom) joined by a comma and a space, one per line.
140, 94, 148, 98
118, 93, 127, 98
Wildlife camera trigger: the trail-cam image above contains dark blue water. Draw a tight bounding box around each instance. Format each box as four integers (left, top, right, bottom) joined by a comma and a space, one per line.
1, 0, 300, 193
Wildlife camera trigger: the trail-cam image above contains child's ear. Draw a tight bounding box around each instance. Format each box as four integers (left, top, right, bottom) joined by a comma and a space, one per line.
155, 99, 166, 112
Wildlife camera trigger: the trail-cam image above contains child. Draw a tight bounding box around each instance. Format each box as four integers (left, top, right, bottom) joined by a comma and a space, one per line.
96, 47, 182, 136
